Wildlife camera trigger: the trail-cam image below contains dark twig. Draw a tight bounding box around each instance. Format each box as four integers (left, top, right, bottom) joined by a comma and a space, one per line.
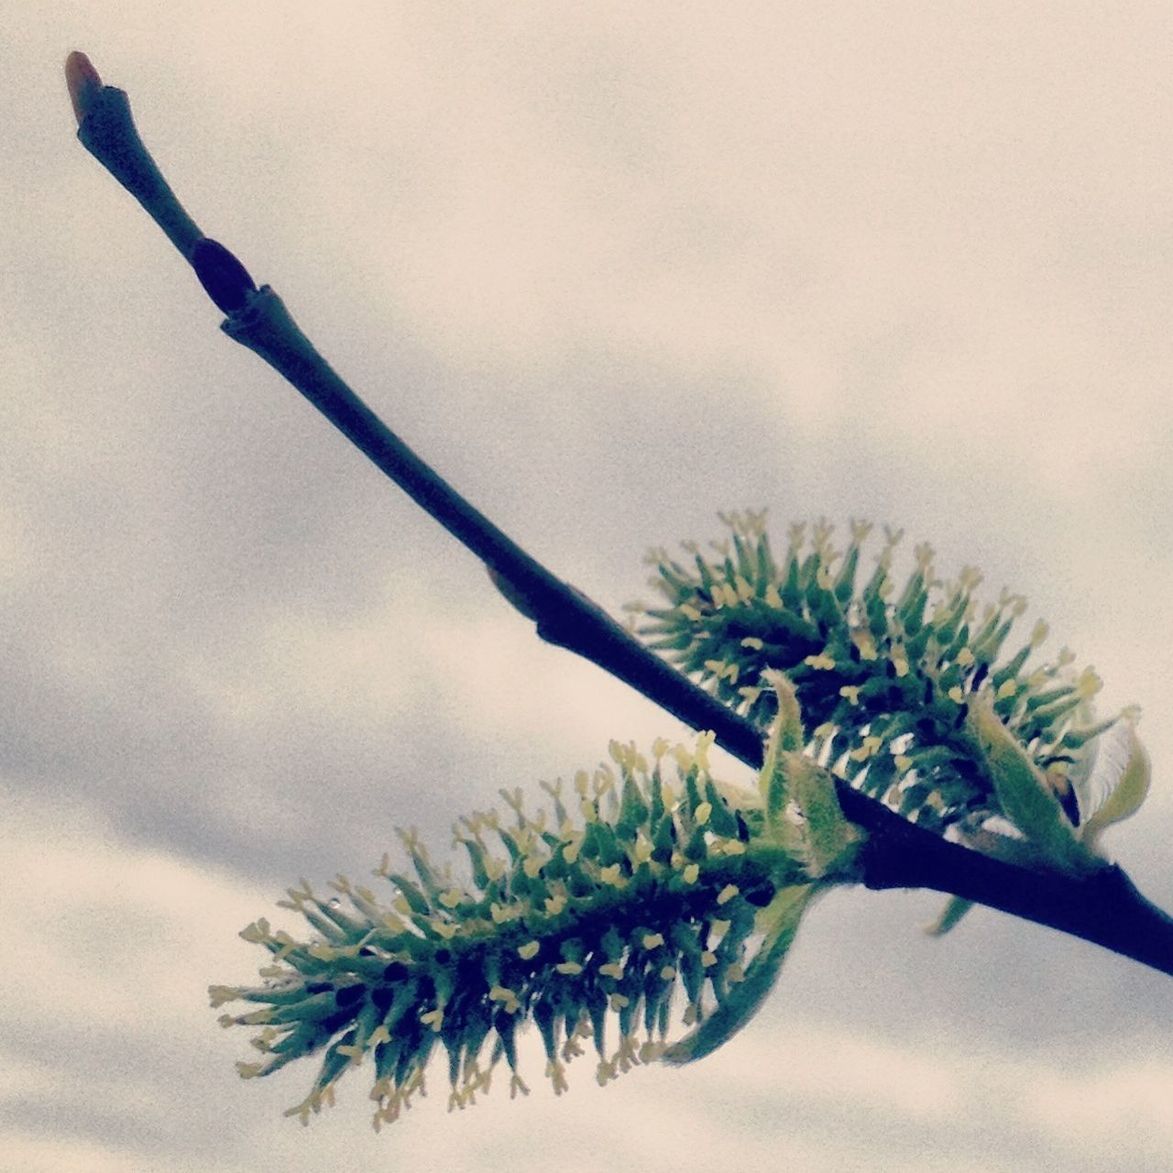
64, 51, 760, 764
67, 52, 1173, 977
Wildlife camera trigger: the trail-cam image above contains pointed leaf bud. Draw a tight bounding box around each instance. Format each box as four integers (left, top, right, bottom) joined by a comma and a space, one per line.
65, 50, 103, 126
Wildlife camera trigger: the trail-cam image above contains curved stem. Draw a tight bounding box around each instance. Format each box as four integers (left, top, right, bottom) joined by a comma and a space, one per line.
67, 53, 1173, 979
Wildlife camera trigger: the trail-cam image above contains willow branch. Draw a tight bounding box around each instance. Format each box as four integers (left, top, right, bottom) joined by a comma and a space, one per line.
66, 52, 1173, 977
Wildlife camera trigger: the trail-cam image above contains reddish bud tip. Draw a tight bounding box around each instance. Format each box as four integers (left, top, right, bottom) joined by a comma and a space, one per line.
65, 51, 104, 126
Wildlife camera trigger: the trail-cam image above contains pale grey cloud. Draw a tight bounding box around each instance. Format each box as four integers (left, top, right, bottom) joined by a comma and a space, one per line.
5, 3, 1172, 1169
5, 786, 1168, 1172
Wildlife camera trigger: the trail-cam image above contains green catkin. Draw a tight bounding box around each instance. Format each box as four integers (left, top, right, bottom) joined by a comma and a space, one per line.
639, 514, 1126, 835
216, 737, 810, 1128
215, 515, 1147, 1129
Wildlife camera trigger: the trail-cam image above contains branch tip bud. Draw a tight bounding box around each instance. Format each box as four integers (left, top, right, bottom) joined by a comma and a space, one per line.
65, 51, 104, 126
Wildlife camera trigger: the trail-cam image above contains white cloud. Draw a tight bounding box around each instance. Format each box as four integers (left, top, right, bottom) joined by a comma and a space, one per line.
1013, 1054, 1173, 1157
2, 780, 1169, 1172
7, 4, 1173, 1169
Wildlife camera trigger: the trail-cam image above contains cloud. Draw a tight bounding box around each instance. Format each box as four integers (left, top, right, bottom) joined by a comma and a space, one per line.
0, 782, 260, 1168
1013, 1055, 1173, 1162
2, 775, 1169, 1172
7, 3, 1173, 1169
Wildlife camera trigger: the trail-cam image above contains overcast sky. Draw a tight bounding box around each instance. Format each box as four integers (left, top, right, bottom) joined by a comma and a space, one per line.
5, 4, 1173, 1170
